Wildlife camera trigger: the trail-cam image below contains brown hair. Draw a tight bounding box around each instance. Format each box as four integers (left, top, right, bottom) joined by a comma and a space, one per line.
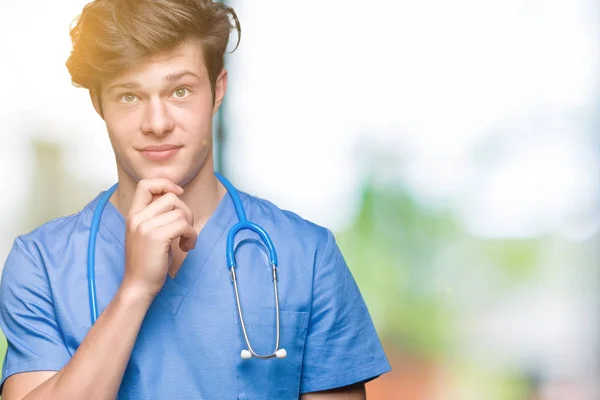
66, 0, 240, 101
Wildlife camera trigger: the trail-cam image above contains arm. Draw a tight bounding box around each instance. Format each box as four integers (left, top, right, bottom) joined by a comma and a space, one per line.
3, 284, 153, 400
301, 383, 366, 399
1, 179, 197, 400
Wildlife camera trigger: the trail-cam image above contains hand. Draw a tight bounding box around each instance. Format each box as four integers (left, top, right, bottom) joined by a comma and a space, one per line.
121, 178, 197, 298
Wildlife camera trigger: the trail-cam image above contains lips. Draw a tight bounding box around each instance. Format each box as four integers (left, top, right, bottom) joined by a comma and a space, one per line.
138, 144, 182, 161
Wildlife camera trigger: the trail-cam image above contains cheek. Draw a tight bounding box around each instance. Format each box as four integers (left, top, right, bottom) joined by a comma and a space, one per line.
103, 98, 143, 128
175, 103, 213, 135
105, 116, 138, 149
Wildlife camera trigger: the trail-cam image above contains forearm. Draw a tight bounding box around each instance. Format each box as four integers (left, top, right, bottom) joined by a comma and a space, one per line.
23, 284, 153, 400
300, 383, 367, 399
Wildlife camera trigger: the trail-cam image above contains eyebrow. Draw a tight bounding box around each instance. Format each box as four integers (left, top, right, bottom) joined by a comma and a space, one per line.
164, 70, 200, 82
107, 81, 141, 93
107, 70, 200, 93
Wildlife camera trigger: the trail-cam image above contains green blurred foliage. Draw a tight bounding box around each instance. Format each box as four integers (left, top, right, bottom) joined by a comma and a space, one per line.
478, 239, 545, 282
336, 182, 459, 358
336, 179, 546, 380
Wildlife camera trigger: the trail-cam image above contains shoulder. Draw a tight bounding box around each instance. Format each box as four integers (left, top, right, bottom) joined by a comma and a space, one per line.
18, 204, 94, 254
242, 192, 333, 250
4, 193, 101, 276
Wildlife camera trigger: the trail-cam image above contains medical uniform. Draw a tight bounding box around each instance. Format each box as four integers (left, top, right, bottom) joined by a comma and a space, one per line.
0, 185, 391, 399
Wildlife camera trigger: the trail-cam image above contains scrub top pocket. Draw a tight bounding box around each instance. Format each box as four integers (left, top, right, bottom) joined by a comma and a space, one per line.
234, 308, 309, 400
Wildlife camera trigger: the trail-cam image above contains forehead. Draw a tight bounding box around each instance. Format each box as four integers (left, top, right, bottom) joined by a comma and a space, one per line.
105, 39, 208, 88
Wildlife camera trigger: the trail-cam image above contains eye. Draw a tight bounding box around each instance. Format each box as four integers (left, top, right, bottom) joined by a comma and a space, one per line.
119, 93, 138, 103
173, 87, 190, 98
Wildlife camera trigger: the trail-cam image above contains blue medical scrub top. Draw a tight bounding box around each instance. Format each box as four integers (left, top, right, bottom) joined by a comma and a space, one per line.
0, 185, 391, 399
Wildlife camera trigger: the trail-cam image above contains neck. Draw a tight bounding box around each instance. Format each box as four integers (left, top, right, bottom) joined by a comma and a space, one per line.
110, 155, 227, 232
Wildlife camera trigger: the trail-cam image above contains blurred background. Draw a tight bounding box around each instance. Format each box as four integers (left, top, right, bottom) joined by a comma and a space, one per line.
1, 0, 599, 398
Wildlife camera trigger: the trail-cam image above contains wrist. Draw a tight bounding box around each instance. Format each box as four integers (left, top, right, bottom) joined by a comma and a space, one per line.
117, 279, 157, 307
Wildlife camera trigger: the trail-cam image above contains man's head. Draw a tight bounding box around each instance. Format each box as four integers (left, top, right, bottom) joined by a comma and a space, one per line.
66, 0, 240, 187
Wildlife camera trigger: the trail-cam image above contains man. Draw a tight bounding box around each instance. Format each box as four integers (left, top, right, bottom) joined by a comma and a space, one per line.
0, 0, 391, 398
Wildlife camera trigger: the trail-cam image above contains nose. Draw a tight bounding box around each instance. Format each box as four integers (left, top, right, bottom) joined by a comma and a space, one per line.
141, 98, 175, 137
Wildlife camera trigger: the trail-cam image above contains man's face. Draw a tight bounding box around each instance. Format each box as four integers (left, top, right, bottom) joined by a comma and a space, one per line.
97, 39, 226, 187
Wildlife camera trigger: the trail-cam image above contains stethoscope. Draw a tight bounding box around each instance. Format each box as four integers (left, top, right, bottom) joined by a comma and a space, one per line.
87, 172, 287, 360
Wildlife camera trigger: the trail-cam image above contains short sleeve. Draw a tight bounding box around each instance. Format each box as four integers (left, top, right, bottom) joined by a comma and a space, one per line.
0, 238, 71, 390
299, 230, 391, 393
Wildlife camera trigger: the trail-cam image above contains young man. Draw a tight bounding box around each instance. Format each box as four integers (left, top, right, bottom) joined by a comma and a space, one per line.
0, 1, 391, 399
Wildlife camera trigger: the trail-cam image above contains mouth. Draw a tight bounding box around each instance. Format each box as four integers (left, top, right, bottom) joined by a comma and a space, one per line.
138, 144, 182, 162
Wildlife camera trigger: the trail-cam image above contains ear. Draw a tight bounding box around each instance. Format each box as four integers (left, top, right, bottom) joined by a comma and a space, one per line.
89, 90, 104, 119
212, 68, 228, 116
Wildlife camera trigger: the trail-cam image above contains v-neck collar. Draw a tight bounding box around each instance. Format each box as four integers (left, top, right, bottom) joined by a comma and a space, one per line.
93, 186, 248, 315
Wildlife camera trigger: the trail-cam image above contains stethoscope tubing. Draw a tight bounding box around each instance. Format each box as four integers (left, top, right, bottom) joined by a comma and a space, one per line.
87, 173, 286, 360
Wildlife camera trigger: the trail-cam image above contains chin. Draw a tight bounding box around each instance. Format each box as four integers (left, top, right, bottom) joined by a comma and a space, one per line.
122, 157, 206, 187
136, 167, 187, 184
145, 165, 205, 187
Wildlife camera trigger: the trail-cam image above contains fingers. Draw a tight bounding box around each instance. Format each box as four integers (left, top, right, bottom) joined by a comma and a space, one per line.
135, 192, 194, 227
138, 209, 186, 232
140, 215, 197, 251
129, 179, 183, 216
138, 210, 198, 251
127, 178, 197, 253
177, 224, 198, 252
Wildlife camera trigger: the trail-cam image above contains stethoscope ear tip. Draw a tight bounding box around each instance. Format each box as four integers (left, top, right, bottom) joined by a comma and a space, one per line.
240, 348, 287, 359
241, 350, 252, 359
275, 349, 287, 358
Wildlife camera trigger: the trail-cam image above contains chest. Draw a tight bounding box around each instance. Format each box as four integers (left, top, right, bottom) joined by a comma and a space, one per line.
51, 232, 313, 399
120, 285, 310, 399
